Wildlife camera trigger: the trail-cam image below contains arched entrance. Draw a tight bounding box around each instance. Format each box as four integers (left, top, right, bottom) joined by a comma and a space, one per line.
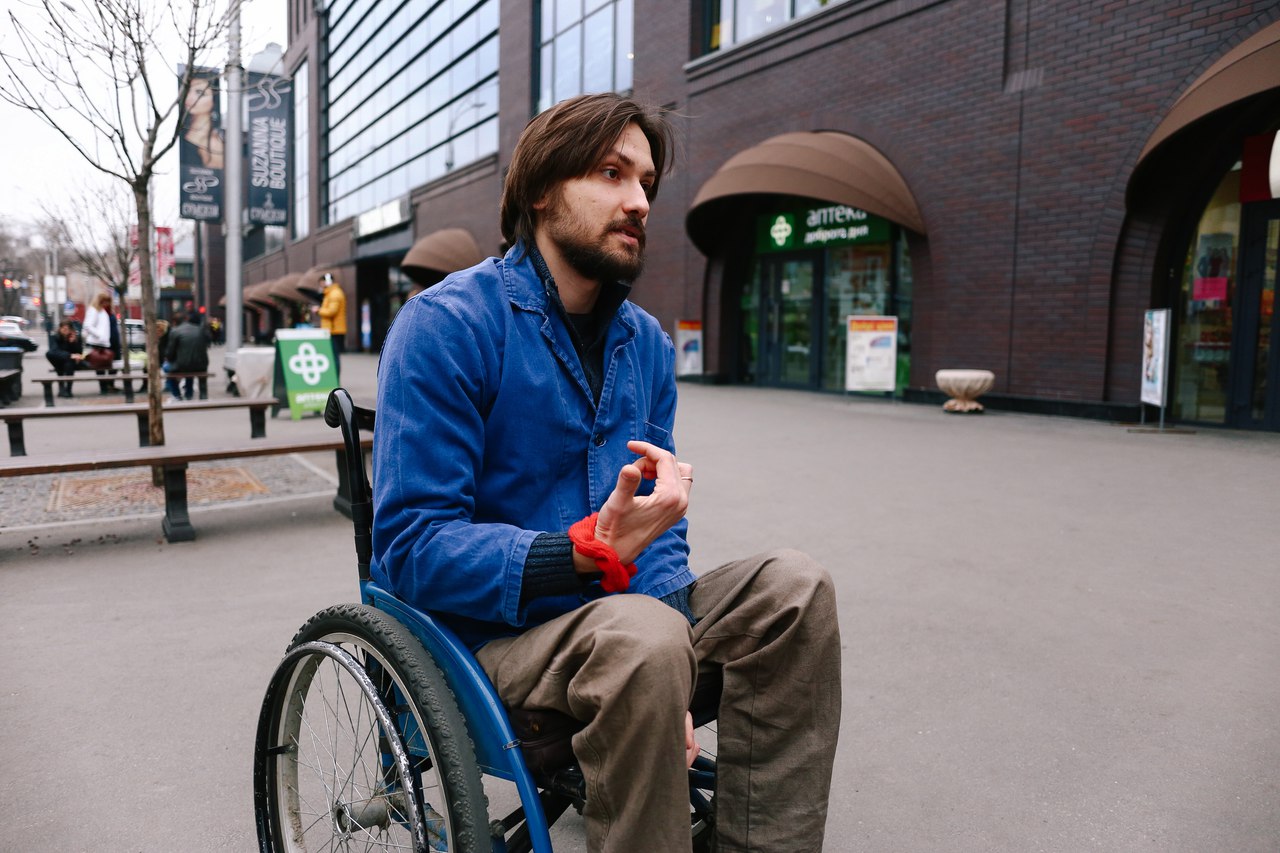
1128, 21, 1280, 429
686, 132, 926, 393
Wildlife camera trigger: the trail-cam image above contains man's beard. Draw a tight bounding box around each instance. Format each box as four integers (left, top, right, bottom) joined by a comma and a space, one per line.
545, 205, 647, 283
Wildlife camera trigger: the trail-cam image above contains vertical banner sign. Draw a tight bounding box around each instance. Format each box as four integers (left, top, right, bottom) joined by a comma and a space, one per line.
274, 328, 337, 419
845, 316, 899, 392
675, 320, 703, 376
178, 66, 224, 221
246, 72, 291, 226
155, 227, 175, 290
1140, 309, 1171, 407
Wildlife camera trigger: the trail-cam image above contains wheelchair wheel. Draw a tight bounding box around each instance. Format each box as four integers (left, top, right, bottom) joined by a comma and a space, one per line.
255, 604, 490, 852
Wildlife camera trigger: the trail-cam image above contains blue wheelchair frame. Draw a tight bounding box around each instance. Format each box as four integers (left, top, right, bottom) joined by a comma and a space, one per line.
360, 581, 558, 851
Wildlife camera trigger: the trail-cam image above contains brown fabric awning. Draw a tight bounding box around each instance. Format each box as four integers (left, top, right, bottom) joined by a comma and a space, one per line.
242, 280, 277, 309
1138, 21, 1280, 164
401, 228, 484, 285
686, 131, 925, 255
268, 272, 307, 303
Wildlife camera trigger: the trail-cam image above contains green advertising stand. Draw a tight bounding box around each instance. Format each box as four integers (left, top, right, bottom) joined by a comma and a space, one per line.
273, 328, 339, 420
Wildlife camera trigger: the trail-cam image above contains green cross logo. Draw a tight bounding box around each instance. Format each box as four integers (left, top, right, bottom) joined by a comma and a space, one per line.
769, 214, 794, 248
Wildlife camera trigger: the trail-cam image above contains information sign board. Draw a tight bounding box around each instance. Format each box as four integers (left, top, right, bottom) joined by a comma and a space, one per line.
845, 316, 898, 392
1140, 309, 1171, 407
274, 328, 338, 420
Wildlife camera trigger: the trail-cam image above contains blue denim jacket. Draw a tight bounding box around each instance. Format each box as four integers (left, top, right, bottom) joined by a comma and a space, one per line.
371, 245, 694, 650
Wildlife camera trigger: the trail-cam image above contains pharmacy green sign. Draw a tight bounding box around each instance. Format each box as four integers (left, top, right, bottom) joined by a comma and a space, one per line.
756, 203, 890, 253
274, 329, 338, 420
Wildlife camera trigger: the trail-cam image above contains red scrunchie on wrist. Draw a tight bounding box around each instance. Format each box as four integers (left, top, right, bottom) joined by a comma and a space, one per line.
568, 512, 636, 593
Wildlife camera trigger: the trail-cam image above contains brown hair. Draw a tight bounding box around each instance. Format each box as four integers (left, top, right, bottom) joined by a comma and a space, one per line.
500, 93, 675, 246
91, 291, 112, 310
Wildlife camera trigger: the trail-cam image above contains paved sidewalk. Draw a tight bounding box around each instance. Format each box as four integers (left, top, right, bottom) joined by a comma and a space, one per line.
2, 345, 1278, 851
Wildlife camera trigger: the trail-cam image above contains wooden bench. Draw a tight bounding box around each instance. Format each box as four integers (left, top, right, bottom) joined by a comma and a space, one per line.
2, 398, 278, 456
32, 372, 215, 406
0, 434, 372, 542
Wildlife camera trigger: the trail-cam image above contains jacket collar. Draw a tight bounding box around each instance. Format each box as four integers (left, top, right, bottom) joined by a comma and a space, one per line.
501, 240, 634, 321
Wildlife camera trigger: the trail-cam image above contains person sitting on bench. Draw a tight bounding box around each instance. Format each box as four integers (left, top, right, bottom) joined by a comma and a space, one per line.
165, 311, 211, 401
372, 93, 842, 853
45, 320, 87, 398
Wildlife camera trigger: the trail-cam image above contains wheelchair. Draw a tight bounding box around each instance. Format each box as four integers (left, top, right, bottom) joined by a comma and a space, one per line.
253, 388, 720, 852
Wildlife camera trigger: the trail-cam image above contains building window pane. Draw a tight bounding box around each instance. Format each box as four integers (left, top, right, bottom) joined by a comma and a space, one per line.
615, 0, 632, 91
555, 0, 582, 34
537, 0, 631, 110
582, 7, 613, 93
554, 24, 582, 102
736, 0, 789, 44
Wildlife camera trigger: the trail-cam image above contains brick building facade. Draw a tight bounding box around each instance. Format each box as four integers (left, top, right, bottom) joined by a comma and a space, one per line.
243, 0, 1280, 428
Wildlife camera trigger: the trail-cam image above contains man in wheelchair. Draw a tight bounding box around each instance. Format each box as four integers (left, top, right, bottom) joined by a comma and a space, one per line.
372, 93, 842, 852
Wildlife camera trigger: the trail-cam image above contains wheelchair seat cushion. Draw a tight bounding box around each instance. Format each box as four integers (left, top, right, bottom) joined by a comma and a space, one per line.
509, 707, 583, 777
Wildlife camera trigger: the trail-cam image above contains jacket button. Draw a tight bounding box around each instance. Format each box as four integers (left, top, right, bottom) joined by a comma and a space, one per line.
593, 433, 606, 447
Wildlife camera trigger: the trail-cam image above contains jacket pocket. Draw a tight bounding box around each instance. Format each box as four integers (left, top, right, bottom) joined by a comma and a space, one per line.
642, 420, 672, 450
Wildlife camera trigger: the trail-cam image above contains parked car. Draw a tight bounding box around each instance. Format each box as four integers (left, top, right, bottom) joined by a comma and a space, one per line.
0, 320, 38, 352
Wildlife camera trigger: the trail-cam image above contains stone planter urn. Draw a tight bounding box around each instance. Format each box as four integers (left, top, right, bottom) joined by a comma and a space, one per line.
935, 369, 995, 413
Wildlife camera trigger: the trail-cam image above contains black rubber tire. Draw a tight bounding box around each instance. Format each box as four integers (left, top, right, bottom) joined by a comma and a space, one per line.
256, 603, 490, 852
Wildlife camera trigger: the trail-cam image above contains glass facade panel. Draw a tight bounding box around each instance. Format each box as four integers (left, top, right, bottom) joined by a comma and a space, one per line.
1173, 168, 1240, 423
291, 60, 310, 240
554, 24, 582, 102
324, 0, 499, 225
537, 0, 633, 112
582, 8, 614, 92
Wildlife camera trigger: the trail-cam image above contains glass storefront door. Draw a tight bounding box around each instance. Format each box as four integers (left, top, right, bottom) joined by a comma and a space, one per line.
1229, 199, 1280, 429
758, 255, 818, 386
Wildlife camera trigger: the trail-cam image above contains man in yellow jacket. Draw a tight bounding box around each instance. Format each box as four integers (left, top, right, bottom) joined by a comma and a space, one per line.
314, 272, 347, 378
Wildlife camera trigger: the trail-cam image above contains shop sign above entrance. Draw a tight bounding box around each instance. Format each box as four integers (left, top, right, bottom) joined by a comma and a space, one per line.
756, 204, 890, 253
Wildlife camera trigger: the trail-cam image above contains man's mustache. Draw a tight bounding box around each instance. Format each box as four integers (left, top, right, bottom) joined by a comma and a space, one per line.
608, 216, 646, 247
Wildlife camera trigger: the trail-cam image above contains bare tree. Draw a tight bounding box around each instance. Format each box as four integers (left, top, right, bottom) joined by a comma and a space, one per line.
0, 0, 226, 450
41, 184, 138, 338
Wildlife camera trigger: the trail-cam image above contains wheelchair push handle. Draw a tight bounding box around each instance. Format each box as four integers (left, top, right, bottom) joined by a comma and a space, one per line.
326, 388, 376, 579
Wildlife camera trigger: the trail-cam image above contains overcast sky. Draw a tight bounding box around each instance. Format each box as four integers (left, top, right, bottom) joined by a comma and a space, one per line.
0, 0, 285, 240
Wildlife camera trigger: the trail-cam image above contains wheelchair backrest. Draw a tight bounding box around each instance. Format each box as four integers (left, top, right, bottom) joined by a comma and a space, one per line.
325, 388, 377, 579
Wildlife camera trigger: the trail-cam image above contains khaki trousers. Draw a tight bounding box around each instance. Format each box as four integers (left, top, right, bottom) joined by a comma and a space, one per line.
475, 549, 842, 852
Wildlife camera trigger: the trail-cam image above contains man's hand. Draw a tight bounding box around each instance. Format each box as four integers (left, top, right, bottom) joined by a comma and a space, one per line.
585, 440, 692, 566
686, 711, 699, 768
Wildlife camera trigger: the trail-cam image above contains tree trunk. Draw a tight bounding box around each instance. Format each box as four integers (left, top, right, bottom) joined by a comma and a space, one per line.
133, 180, 166, 487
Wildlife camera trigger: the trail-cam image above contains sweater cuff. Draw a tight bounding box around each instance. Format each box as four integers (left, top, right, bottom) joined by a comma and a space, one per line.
658, 583, 697, 626
520, 533, 598, 604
